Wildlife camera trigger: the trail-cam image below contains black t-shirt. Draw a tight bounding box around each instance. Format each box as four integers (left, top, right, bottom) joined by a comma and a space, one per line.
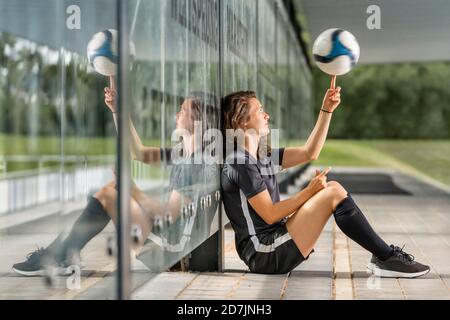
221, 148, 285, 258
162, 147, 214, 197
152, 148, 219, 249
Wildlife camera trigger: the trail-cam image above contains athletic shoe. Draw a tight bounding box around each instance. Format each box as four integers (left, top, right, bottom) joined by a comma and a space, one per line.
367, 244, 430, 278
12, 247, 53, 276
13, 247, 84, 276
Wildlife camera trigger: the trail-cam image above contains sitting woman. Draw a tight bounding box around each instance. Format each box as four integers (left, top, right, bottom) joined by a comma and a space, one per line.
12, 84, 219, 276
220, 78, 430, 278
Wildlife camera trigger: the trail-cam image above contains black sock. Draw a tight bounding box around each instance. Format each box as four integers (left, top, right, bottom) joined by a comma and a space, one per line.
333, 195, 393, 261
48, 197, 111, 262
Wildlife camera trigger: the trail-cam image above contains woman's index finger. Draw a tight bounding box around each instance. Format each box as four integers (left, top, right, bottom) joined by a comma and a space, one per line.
319, 167, 332, 177
330, 75, 336, 90
109, 76, 115, 90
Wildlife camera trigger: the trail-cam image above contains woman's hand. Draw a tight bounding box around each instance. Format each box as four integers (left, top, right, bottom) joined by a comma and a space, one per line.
322, 76, 341, 113
306, 167, 331, 196
104, 87, 117, 113
105, 76, 117, 113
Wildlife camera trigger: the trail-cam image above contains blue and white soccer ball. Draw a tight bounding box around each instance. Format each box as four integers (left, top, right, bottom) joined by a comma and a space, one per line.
312, 28, 360, 76
87, 29, 136, 76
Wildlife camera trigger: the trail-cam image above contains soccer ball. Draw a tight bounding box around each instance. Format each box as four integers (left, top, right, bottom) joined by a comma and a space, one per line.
87, 29, 136, 76
312, 28, 360, 76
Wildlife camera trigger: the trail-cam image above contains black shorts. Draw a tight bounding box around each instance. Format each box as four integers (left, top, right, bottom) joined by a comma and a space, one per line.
243, 223, 314, 274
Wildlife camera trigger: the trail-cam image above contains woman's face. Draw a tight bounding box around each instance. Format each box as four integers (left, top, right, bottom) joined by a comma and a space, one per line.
176, 99, 192, 131
244, 98, 270, 137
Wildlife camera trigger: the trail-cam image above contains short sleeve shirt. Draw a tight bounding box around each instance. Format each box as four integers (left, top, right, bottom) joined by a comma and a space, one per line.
221, 148, 285, 255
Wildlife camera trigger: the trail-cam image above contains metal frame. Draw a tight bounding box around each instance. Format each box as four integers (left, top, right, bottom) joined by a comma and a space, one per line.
217, 0, 225, 273
116, 0, 132, 300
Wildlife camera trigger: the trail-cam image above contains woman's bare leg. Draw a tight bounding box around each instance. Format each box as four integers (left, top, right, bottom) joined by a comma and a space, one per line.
94, 181, 153, 255
286, 181, 347, 258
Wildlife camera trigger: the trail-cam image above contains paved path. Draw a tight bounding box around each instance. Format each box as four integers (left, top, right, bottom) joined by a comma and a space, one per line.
1, 167, 449, 299
133, 168, 450, 300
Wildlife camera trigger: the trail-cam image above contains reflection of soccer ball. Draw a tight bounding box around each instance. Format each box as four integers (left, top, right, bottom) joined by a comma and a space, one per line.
87, 29, 136, 76
312, 28, 360, 76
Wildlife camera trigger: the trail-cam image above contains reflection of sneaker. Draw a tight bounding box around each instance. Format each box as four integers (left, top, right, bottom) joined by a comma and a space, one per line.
13, 248, 84, 277
12, 247, 52, 276
57, 250, 84, 276
131, 253, 151, 272
367, 245, 430, 278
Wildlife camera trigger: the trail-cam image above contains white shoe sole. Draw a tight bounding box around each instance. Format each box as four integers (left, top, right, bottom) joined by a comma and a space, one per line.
367, 263, 430, 278
13, 265, 83, 277
12, 267, 46, 277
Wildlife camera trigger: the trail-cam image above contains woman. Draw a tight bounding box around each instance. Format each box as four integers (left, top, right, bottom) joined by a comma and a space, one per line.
221, 77, 430, 278
12, 83, 218, 276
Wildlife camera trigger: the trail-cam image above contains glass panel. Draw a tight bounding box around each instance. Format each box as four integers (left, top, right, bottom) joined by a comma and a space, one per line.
0, 0, 118, 299
292, 35, 313, 139
286, 22, 312, 140
222, 0, 258, 93
125, 0, 221, 293
276, 1, 290, 145
257, 0, 277, 129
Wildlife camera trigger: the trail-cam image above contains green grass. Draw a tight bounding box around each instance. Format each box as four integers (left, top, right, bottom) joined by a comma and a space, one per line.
287, 139, 450, 187
0, 134, 116, 156
365, 140, 450, 187
0, 134, 167, 177
0, 134, 116, 173
1, 134, 449, 187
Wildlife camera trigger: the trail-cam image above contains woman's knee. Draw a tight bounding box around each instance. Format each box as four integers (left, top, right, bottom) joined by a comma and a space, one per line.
327, 181, 347, 196
310, 182, 347, 208
326, 181, 348, 208
94, 184, 117, 209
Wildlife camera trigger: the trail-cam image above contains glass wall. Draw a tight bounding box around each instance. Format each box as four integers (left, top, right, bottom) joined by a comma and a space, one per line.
0, 0, 118, 299
0, 0, 312, 299
126, 0, 222, 292
257, 0, 277, 129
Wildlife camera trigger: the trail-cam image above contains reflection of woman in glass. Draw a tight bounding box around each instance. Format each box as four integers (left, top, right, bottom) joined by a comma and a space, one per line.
12, 83, 218, 276
221, 80, 430, 278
